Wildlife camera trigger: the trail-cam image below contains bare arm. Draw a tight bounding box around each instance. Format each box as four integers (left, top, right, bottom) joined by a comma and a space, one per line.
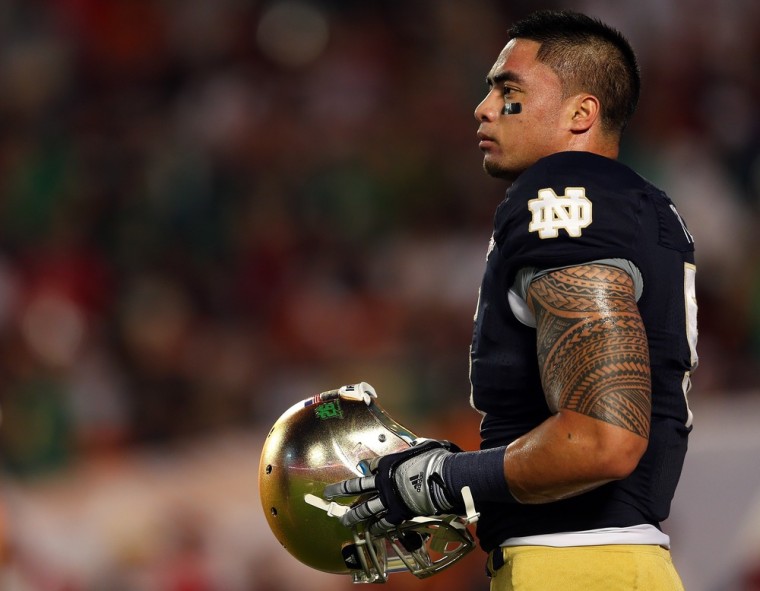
505, 264, 651, 503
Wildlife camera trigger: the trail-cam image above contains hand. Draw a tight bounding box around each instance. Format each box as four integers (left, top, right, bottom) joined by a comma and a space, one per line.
323, 440, 461, 533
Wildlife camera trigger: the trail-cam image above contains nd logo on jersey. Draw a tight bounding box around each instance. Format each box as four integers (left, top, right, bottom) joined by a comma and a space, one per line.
528, 187, 592, 238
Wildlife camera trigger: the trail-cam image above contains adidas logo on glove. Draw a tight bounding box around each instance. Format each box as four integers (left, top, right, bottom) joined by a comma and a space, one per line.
409, 473, 424, 493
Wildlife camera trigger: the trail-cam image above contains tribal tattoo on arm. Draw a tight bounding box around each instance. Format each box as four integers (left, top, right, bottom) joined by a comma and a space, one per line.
527, 264, 651, 438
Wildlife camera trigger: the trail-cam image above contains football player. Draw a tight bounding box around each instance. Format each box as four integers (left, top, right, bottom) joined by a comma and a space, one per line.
326, 9, 697, 591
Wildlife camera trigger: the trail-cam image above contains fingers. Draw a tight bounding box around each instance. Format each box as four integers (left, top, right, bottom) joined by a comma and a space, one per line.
368, 516, 396, 536
324, 473, 387, 529
340, 496, 386, 527
323, 474, 377, 499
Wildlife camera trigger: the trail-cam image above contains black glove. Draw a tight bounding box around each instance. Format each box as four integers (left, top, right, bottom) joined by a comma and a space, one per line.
323, 439, 462, 533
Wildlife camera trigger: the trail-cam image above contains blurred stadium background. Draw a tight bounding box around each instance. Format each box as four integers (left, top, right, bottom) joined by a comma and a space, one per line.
0, 0, 758, 589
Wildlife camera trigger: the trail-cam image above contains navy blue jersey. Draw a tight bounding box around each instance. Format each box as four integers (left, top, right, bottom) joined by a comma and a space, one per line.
470, 151, 697, 552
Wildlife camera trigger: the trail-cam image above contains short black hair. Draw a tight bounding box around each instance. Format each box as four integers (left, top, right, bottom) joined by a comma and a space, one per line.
508, 10, 640, 136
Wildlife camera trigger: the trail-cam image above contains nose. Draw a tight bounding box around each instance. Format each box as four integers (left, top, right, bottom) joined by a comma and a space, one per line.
474, 92, 499, 122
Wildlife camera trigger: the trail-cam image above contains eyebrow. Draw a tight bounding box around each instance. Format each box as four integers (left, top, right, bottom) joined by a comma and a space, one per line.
487, 70, 525, 88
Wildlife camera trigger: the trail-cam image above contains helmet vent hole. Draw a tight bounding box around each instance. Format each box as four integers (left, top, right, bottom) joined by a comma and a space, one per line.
271, 507, 278, 517
265, 464, 273, 474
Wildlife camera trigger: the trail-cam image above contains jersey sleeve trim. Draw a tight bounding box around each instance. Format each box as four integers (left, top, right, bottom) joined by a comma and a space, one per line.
508, 258, 644, 328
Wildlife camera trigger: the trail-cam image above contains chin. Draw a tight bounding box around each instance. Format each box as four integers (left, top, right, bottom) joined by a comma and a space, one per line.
483, 159, 519, 182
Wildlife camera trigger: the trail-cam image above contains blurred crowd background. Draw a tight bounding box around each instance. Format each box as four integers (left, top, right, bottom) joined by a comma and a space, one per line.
0, 0, 758, 590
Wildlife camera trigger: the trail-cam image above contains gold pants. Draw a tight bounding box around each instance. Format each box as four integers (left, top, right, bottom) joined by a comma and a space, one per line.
488, 544, 685, 591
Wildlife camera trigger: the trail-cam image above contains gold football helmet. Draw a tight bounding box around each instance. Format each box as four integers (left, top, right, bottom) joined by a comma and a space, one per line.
258, 383, 476, 583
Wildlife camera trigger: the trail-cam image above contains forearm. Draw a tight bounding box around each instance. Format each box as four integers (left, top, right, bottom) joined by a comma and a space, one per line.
443, 408, 644, 507
503, 409, 639, 503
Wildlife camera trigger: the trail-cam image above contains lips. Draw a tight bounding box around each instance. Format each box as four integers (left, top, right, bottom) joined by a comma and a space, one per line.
477, 130, 497, 149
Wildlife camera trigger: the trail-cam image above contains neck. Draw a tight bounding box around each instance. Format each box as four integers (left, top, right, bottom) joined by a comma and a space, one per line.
565, 130, 620, 160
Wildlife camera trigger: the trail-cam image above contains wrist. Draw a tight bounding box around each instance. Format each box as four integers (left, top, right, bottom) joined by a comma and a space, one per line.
441, 446, 517, 509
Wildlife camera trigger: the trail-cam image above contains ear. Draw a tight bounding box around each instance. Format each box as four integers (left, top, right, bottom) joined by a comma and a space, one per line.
566, 94, 601, 133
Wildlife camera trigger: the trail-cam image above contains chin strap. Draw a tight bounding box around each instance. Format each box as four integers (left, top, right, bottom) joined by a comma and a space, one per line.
460, 486, 480, 525
304, 493, 351, 518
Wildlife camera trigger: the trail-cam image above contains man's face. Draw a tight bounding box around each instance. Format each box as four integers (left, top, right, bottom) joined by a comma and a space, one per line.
475, 39, 568, 181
